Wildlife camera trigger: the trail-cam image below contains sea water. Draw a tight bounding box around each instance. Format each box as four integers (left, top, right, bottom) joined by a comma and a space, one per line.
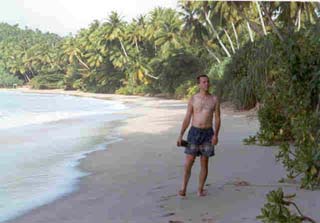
0, 90, 127, 222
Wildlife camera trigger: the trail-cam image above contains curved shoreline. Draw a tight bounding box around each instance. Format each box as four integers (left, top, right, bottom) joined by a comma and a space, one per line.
0, 90, 129, 222
3, 87, 319, 223
2, 87, 189, 223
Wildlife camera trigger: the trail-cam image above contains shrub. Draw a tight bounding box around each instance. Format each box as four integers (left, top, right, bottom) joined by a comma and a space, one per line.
29, 73, 64, 89
116, 84, 155, 95
149, 49, 203, 95
0, 69, 24, 88
231, 24, 320, 189
174, 81, 196, 99
257, 188, 316, 223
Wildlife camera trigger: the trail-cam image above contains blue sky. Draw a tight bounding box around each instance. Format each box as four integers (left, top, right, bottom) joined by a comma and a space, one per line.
0, 0, 178, 36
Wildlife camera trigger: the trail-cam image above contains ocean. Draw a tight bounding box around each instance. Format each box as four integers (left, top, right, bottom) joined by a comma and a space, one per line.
0, 90, 127, 222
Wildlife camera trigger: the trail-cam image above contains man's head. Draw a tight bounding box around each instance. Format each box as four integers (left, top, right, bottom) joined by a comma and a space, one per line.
197, 74, 210, 92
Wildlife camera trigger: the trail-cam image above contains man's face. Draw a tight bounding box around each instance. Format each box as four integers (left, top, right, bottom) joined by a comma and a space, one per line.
198, 76, 210, 91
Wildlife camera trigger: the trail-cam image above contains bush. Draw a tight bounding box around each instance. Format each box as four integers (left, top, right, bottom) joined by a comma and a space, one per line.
0, 69, 23, 88
257, 188, 317, 223
208, 58, 231, 81
219, 34, 283, 109
116, 82, 157, 95
174, 81, 196, 99
29, 73, 64, 89
240, 24, 320, 189
63, 65, 82, 90
174, 80, 216, 99
276, 111, 320, 190
149, 49, 203, 95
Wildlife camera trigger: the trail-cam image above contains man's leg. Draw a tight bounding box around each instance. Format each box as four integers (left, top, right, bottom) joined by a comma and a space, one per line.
179, 154, 196, 196
198, 155, 209, 196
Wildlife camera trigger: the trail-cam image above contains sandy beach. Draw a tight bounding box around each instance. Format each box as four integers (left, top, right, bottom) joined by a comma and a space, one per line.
2, 87, 320, 223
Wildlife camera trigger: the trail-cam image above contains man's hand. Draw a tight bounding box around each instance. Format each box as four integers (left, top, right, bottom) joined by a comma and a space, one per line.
177, 136, 183, 147
211, 135, 218, 145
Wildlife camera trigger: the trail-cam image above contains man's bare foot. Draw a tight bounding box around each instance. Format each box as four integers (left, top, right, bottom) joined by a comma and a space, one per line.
178, 190, 186, 197
197, 189, 208, 197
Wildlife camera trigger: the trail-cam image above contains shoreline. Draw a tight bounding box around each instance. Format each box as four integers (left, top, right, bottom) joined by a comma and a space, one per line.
2, 87, 319, 223
0, 90, 130, 223
0, 86, 257, 116
2, 87, 189, 223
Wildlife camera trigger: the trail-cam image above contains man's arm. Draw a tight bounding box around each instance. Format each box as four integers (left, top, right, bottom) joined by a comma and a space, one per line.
177, 97, 193, 146
212, 97, 221, 145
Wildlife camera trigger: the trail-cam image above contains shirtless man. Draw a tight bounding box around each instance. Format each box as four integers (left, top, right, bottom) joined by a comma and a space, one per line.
177, 74, 221, 197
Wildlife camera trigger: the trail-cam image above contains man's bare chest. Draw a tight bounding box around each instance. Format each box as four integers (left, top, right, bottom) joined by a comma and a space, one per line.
193, 98, 215, 113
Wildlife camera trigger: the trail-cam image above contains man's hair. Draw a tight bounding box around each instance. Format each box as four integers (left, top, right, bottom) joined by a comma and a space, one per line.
196, 74, 209, 84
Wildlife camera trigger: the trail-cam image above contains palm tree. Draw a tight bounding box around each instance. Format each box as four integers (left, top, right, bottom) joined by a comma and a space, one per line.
199, 1, 232, 57
154, 9, 184, 53
126, 15, 146, 53
179, 1, 222, 63
255, 1, 267, 35
104, 11, 128, 60
214, 1, 241, 51
179, 1, 209, 44
62, 37, 90, 70
146, 7, 167, 55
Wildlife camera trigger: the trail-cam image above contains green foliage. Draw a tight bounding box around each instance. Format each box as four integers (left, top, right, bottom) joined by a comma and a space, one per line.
80, 70, 124, 93
264, 28, 320, 189
220, 34, 282, 110
29, 74, 64, 89
116, 85, 146, 95
228, 25, 320, 189
257, 188, 316, 223
207, 58, 230, 81
186, 84, 199, 98
0, 68, 23, 88
276, 111, 320, 190
243, 135, 257, 145
255, 91, 290, 145
149, 49, 203, 95
0, 23, 64, 83
174, 80, 197, 99
63, 65, 82, 90
116, 82, 156, 95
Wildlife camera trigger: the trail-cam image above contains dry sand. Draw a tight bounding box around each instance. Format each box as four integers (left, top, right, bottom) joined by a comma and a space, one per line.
2, 87, 320, 223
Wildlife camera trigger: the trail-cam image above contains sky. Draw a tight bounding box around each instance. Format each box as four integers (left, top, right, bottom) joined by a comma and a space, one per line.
0, 0, 178, 36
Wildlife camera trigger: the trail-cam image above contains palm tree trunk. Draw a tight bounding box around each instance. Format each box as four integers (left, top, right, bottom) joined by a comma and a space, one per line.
24, 73, 31, 82
231, 2, 264, 36
28, 65, 35, 77
75, 54, 90, 70
135, 39, 140, 53
296, 8, 301, 31
205, 46, 221, 64
316, 93, 320, 113
205, 11, 231, 57
232, 22, 240, 49
145, 71, 159, 80
224, 29, 235, 53
305, 3, 311, 23
247, 22, 254, 42
119, 39, 128, 59
256, 1, 267, 35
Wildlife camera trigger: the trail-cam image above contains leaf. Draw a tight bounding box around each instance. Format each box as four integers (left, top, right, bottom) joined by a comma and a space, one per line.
310, 166, 317, 176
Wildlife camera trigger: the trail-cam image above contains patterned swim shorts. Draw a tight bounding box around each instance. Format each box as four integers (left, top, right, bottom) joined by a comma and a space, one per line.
185, 126, 215, 157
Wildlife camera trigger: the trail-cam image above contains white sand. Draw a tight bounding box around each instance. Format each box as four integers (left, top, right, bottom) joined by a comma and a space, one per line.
2, 87, 319, 223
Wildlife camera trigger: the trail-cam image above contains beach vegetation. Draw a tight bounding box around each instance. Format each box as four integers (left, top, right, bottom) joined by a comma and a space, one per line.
0, 66, 23, 88
257, 188, 317, 223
